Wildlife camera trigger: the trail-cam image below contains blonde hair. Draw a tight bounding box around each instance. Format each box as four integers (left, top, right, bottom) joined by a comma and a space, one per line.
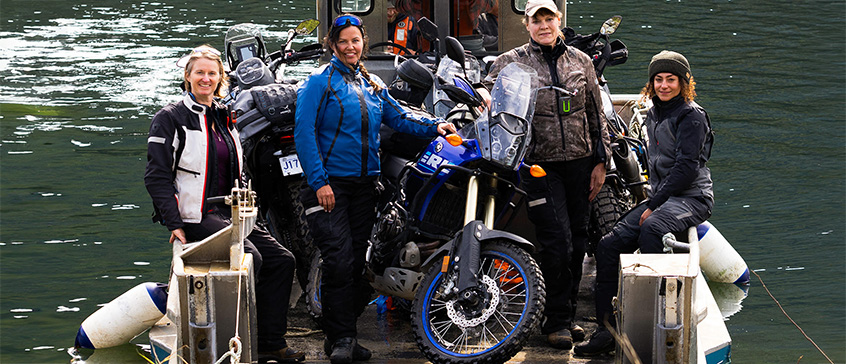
640, 75, 697, 102
182, 45, 229, 99
522, 8, 565, 41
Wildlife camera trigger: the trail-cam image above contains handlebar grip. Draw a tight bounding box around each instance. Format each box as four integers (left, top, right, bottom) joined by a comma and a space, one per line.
206, 196, 226, 204
289, 48, 324, 62
267, 50, 282, 61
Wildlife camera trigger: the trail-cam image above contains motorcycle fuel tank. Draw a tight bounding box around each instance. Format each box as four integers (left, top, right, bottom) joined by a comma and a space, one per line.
414, 135, 481, 177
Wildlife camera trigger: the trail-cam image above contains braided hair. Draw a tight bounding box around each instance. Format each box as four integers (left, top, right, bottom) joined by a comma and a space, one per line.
324, 13, 382, 93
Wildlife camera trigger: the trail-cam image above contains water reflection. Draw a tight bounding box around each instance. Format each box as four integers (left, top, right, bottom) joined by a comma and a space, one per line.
1, 2, 317, 110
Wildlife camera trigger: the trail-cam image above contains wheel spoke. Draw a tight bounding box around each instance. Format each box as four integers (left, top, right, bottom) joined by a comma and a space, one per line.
418, 243, 542, 359
450, 329, 468, 353
428, 300, 449, 314
431, 318, 454, 341
492, 307, 518, 331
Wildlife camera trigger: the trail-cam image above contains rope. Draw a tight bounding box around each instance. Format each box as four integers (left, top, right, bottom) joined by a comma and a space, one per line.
750, 269, 834, 364
285, 326, 323, 337
620, 262, 657, 273
605, 319, 642, 364
215, 189, 249, 364
213, 337, 243, 364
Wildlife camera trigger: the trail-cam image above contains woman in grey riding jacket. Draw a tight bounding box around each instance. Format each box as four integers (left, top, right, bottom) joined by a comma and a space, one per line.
144, 45, 304, 363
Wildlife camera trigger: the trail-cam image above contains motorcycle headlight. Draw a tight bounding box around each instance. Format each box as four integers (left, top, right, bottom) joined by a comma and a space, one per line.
476, 112, 531, 170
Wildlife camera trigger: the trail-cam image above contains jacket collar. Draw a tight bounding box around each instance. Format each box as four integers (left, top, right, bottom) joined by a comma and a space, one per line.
182, 92, 209, 115
182, 92, 223, 115
330, 55, 360, 76
652, 95, 685, 111
529, 37, 567, 57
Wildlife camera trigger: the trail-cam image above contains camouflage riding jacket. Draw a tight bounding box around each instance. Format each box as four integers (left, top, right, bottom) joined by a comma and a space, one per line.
485, 41, 611, 166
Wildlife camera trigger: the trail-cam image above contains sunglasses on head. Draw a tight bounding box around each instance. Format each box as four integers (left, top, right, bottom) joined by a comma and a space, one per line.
190, 46, 221, 56
176, 46, 221, 68
333, 14, 363, 28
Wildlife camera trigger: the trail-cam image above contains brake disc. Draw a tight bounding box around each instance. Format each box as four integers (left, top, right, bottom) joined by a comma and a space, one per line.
445, 275, 500, 328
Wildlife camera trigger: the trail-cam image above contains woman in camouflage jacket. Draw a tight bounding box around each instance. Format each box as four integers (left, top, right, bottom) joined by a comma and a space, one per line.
483, 0, 611, 351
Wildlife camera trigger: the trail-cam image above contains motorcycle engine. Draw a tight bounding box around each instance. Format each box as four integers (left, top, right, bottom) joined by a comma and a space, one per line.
375, 205, 405, 245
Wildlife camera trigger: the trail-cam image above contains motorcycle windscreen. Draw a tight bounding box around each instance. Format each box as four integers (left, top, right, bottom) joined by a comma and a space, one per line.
432, 57, 464, 118
476, 63, 538, 170
225, 23, 265, 68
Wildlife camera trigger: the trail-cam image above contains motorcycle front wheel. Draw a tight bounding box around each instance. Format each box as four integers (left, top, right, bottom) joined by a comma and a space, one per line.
411, 240, 545, 364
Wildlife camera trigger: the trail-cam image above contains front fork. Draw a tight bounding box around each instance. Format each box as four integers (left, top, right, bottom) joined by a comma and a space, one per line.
452, 174, 497, 306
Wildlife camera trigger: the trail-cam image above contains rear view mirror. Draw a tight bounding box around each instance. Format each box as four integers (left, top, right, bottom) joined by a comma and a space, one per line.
445, 36, 466, 68
600, 16, 622, 36
295, 19, 320, 35
418, 17, 439, 42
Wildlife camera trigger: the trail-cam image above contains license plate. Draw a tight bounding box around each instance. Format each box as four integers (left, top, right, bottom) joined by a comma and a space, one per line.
279, 154, 303, 176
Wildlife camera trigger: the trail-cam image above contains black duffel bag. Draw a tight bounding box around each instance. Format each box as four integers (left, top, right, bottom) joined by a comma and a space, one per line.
232, 82, 298, 143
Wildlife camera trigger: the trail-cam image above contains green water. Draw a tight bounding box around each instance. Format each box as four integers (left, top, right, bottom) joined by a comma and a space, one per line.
1, 0, 843, 363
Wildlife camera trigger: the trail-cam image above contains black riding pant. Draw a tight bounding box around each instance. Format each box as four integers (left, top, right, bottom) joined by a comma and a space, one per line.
182, 208, 296, 351
520, 157, 593, 334
300, 177, 377, 342
593, 196, 712, 326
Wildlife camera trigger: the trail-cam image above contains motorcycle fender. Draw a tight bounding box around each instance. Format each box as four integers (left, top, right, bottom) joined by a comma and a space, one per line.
419, 222, 536, 270
421, 240, 454, 270
476, 228, 535, 254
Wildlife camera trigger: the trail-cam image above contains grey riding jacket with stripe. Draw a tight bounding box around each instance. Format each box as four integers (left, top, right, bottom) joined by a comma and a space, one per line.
145, 93, 243, 231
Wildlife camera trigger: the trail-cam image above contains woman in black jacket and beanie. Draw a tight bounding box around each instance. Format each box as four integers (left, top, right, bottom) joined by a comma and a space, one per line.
575, 50, 715, 357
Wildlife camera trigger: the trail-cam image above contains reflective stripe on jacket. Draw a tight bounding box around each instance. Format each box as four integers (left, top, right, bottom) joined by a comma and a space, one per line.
389, 14, 416, 54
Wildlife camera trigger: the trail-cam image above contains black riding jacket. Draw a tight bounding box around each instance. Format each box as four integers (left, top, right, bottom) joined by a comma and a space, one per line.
645, 95, 714, 211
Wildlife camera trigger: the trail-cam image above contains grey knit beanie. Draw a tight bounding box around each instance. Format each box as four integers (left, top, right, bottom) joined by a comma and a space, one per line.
648, 50, 691, 83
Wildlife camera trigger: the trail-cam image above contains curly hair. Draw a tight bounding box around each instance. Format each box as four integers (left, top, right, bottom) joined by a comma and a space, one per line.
640, 75, 696, 102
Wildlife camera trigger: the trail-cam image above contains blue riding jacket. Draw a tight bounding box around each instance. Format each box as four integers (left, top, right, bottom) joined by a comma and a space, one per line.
295, 56, 442, 191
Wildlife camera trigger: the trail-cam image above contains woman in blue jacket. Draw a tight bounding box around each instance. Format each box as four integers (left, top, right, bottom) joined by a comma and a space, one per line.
294, 14, 455, 364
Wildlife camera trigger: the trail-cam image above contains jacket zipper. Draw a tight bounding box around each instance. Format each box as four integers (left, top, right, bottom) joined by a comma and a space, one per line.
542, 51, 568, 153
351, 74, 369, 176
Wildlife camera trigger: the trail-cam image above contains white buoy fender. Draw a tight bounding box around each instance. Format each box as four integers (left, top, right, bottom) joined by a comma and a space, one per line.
75, 282, 167, 349
697, 221, 750, 284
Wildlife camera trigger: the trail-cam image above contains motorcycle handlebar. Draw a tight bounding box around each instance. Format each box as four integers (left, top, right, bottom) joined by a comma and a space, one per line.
287, 48, 324, 63
206, 196, 227, 204
267, 48, 324, 71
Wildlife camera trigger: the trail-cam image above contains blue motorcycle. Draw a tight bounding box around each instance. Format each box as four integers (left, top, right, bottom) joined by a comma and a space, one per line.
372, 60, 546, 363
